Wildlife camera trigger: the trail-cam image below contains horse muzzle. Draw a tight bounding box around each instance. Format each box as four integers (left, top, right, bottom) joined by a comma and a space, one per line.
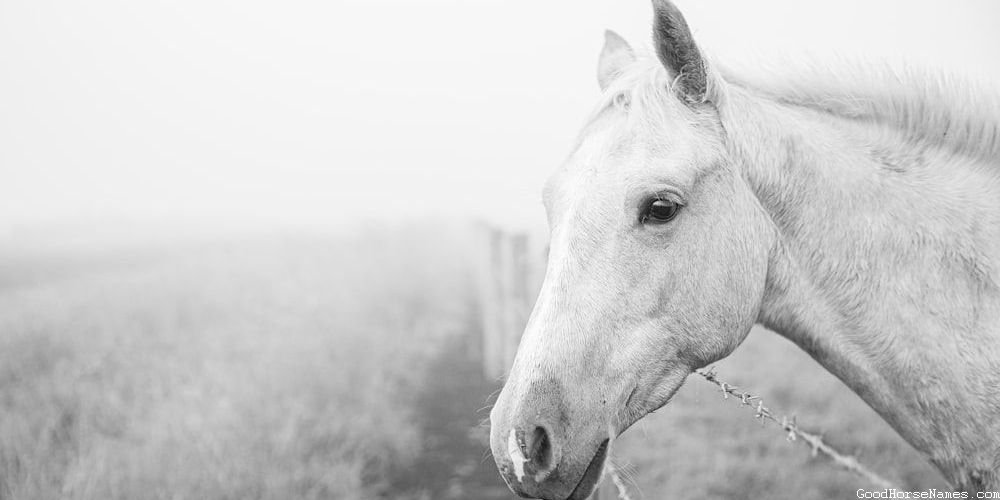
489, 377, 611, 500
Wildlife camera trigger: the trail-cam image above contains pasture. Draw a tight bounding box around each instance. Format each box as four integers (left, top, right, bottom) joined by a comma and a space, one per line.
0, 223, 948, 499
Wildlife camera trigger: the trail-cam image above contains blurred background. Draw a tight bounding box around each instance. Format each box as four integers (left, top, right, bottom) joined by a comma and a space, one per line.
1, 0, 998, 498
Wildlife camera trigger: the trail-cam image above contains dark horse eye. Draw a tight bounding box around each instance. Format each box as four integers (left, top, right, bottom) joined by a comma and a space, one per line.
642, 198, 681, 224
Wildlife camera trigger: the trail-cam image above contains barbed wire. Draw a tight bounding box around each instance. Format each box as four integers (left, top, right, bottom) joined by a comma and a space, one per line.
604, 367, 899, 499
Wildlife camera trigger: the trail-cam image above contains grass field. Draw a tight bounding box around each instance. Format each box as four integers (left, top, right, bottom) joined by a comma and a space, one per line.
0, 224, 475, 500
0, 222, 949, 499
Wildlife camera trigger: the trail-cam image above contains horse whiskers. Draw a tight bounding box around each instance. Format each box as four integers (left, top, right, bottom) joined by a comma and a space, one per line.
480, 446, 495, 465
606, 455, 638, 500
484, 385, 503, 402
611, 456, 639, 483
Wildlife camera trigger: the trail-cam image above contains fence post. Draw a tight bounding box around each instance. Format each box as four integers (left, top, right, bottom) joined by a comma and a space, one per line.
505, 233, 529, 370
475, 224, 545, 381
476, 225, 503, 380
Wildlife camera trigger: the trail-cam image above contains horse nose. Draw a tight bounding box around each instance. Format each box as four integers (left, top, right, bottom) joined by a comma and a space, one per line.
511, 422, 559, 478
490, 378, 570, 498
493, 420, 564, 497
524, 424, 556, 475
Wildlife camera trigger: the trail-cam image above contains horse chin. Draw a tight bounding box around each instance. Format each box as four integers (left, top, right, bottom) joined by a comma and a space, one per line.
565, 439, 609, 500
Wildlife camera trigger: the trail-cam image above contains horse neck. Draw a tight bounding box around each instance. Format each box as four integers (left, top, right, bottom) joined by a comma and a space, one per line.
721, 84, 1000, 490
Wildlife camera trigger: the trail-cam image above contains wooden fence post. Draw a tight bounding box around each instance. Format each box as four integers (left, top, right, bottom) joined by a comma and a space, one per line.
476, 224, 503, 380
504, 232, 529, 371
475, 224, 544, 381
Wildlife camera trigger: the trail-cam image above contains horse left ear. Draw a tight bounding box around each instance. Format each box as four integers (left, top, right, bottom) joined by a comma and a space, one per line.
651, 0, 714, 104
598, 30, 635, 91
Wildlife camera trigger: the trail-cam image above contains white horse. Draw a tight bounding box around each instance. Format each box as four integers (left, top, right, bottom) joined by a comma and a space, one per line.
489, 1, 1000, 498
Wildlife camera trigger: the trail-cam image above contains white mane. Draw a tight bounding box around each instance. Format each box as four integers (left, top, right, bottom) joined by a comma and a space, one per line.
721, 58, 1000, 163
602, 53, 1000, 164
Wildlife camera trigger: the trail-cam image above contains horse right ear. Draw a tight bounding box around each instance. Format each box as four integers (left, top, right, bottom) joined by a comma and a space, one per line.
651, 0, 713, 104
597, 30, 635, 91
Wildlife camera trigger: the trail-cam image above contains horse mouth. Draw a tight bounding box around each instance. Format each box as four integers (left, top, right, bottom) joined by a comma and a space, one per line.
565, 439, 609, 500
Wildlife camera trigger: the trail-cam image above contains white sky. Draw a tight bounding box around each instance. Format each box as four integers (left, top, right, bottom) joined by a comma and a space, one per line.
1, 0, 998, 236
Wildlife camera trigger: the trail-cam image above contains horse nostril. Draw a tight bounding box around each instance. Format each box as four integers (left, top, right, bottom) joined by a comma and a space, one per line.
527, 425, 553, 472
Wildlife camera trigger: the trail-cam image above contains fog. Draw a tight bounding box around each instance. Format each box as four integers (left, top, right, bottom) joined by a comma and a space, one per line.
1, 2, 997, 498
2, 0, 998, 236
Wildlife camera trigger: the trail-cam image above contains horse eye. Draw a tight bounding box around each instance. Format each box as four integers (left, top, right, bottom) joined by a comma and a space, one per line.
642, 199, 681, 225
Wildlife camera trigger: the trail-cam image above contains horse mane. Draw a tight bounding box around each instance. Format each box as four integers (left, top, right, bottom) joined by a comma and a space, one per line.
602, 53, 1000, 164
717, 58, 1000, 163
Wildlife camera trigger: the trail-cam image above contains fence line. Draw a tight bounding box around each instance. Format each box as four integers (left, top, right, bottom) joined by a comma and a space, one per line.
691, 367, 899, 490
603, 368, 898, 499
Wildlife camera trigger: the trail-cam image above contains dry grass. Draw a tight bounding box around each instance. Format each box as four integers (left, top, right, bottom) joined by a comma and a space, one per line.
0, 224, 474, 500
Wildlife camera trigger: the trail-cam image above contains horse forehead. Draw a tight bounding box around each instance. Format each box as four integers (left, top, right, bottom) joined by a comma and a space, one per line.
549, 129, 700, 199
553, 125, 644, 187
544, 102, 713, 208
543, 151, 621, 218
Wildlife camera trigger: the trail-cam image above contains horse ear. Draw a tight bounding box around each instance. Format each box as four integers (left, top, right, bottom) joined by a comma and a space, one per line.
651, 0, 710, 104
597, 30, 635, 91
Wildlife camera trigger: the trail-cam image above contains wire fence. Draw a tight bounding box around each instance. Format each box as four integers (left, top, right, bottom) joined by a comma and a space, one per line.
604, 367, 899, 499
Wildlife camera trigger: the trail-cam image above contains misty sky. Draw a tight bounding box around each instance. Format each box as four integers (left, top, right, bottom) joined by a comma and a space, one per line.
2, 0, 998, 235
